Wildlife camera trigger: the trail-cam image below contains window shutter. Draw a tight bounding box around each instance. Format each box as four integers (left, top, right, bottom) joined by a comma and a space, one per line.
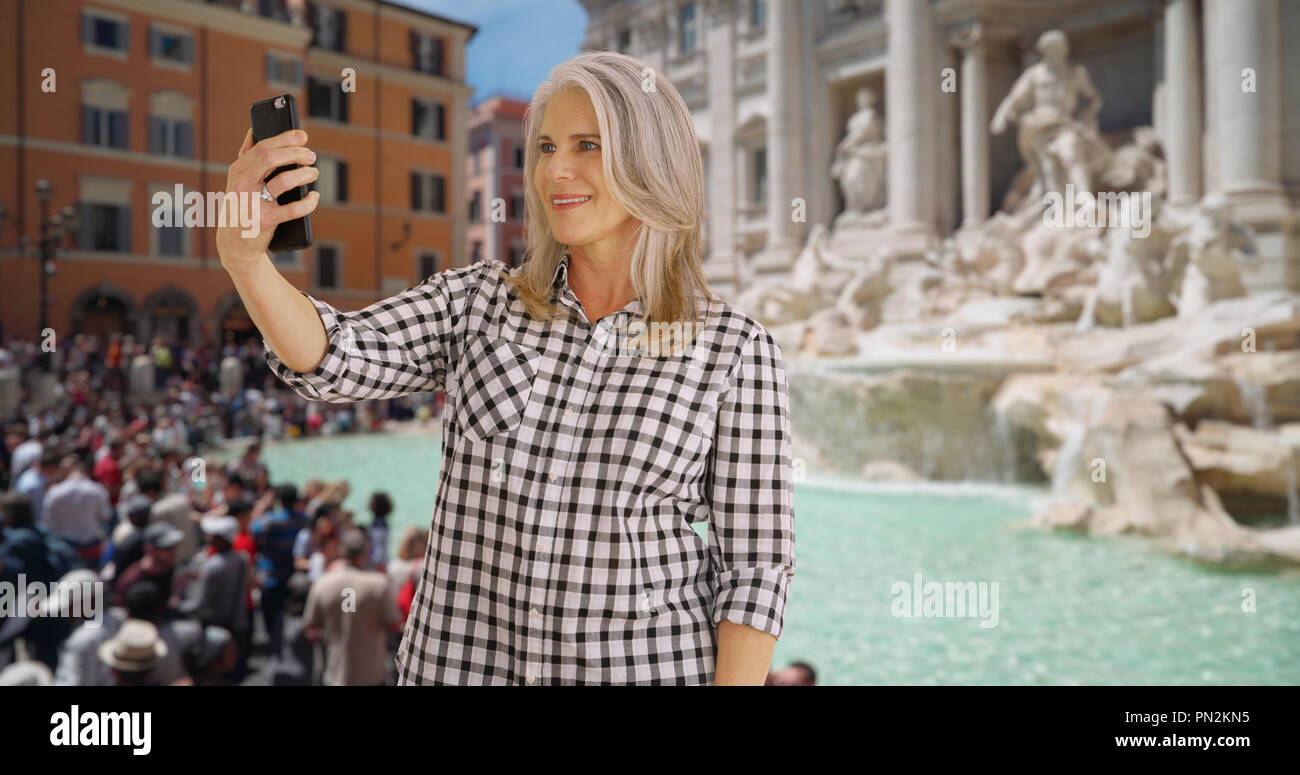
265, 52, 273, 82
409, 29, 419, 70
180, 35, 194, 64
434, 175, 445, 212
148, 117, 163, 154
432, 37, 443, 76
339, 88, 348, 123
79, 203, 92, 250
177, 121, 194, 158
292, 60, 304, 87
337, 160, 347, 203
336, 10, 347, 51
82, 106, 95, 144
109, 111, 128, 150
411, 172, 421, 211
117, 206, 132, 253
411, 99, 421, 136
435, 103, 445, 141
81, 13, 93, 45
120, 20, 129, 52
149, 27, 160, 57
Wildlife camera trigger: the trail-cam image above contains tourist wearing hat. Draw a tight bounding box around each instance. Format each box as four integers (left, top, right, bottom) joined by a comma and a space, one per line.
112, 522, 182, 614
103, 494, 154, 581
179, 516, 250, 664
98, 619, 168, 686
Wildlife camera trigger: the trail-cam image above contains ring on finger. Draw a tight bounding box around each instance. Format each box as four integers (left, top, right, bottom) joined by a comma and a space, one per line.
259, 183, 275, 203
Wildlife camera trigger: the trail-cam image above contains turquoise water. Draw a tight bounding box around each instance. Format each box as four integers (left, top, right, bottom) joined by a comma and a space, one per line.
253, 431, 1300, 685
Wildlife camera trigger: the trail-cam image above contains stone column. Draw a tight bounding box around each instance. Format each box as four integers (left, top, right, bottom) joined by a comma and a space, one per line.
755, 0, 801, 274
885, 0, 936, 243
1207, 0, 1282, 199
635, 12, 667, 75
1163, 0, 1202, 205
955, 24, 990, 227
485, 123, 501, 263
705, 0, 738, 292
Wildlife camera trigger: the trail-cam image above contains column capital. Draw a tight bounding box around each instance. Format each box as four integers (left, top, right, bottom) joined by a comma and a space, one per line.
634, 13, 668, 48
949, 22, 983, 50
704, 0, 738, 26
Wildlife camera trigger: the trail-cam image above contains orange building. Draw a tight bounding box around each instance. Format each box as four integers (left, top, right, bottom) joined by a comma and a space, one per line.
466, 94, 529, 268
0, 0, 475, 346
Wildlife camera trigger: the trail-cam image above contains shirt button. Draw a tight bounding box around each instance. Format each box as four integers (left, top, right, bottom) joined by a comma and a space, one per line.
537, 542, 548, 553
548, 472, 558, 482
564, 408, 575, 417
526, 674, 537, 685
530, 607, 541, 619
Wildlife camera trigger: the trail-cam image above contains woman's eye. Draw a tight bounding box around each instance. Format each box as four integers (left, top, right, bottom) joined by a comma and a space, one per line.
580, 141, 599, 151
539, 142, 555, 153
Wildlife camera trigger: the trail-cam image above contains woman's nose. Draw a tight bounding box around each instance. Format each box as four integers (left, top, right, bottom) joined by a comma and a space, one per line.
547, 153, 576, 182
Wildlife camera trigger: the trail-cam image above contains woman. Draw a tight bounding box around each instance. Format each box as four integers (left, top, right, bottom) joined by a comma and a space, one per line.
216, 51, 794, 685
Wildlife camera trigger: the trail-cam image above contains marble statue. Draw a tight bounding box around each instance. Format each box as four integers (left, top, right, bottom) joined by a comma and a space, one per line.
1169, 194, 1257, 319
990, 30, 1110, 214
831, 87, 888, 216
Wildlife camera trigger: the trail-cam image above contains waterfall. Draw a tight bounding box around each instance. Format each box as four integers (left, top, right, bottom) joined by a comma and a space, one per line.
1236, 379, 1271, 429
1288, 454, 1300, 526
1050, 422, 1088, 503
990, 405, 1017, 484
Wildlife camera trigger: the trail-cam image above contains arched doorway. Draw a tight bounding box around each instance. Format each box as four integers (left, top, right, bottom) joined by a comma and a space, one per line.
141, 285, 199, 347
213, 292, 258, 347
70, 282, 137, 339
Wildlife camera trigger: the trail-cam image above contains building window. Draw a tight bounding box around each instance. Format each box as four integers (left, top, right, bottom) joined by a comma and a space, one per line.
272, 250, 298, 266
265, 53, 304, 89
472, 148, 481, 174
308, 76, 348, 122
417, 252, 440, 282
148, 117, 194, 158
313, 157, 348, 204
509, 194, 525, 222
750, 0, 767, 28
157, 225, 185, 258
412, 99, 445, 141
512, 145, 525, 169
149, 26, 194, 68
616, 27, 632, 54
316, 245, 340, 288
311, 4, 346, 52
679, 3, 697, 53
410, 172, 446, 213
82, 11, 129, 57
468, 192, 482, 223
471, 241, 482, 263
80, 202, 131, 253
83, 106, 129, 150
411, 31, 443, 76
753, 147, 767, 204
507, 245, 521, 267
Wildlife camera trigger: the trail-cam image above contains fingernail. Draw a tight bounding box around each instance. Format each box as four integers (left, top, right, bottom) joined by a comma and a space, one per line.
307, 152, 316, 162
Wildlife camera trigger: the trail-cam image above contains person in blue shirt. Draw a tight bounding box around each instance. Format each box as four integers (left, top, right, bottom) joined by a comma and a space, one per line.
250, 483, 308, 661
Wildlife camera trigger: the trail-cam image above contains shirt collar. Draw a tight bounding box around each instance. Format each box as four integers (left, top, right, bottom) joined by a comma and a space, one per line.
551, 252, 571, 290
550, 250, 648, 322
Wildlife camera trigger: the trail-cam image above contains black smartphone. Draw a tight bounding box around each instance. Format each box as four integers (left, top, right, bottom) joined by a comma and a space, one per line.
250, 93, 313, 252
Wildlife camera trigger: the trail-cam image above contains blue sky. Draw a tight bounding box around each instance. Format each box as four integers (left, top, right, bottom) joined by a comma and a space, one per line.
393, 0, 590, 105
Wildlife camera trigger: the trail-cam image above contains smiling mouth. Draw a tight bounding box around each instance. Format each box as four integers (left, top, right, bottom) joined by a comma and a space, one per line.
551, 195, 592, 209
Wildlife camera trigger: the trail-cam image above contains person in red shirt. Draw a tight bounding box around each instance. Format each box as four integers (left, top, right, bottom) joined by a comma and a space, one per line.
92, 438, 126, 507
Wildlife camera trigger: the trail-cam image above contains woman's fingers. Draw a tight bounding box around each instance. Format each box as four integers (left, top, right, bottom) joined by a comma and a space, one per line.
247, 146, 317, 185
265, 165, 320, 199
237, 129, 253, 159
266, 190, 320, 227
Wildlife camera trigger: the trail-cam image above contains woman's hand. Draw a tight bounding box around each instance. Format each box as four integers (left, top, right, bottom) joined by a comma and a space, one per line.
216, 128, 321, 273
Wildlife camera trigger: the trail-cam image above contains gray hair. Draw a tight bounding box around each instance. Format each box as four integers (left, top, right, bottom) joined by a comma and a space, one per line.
507, 50, 714, 325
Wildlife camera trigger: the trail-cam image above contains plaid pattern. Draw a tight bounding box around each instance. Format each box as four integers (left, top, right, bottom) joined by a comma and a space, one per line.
265, 255, 795, 685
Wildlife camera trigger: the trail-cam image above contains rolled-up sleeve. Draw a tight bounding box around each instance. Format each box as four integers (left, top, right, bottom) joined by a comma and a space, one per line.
707, 328, 796, 639
265, 263, 487, 403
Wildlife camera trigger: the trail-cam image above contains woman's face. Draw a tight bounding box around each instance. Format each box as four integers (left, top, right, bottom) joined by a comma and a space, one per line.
534, 89, 639, 254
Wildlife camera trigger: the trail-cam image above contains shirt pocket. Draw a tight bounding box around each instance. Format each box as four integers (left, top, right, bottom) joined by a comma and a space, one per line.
455, 336, 539, 442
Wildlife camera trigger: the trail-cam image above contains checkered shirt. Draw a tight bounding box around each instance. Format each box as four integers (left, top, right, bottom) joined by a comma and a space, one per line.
265, 254, 795, 684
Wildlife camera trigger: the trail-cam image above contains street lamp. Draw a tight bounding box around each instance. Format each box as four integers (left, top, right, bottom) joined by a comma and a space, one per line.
32, 178, 78, 372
